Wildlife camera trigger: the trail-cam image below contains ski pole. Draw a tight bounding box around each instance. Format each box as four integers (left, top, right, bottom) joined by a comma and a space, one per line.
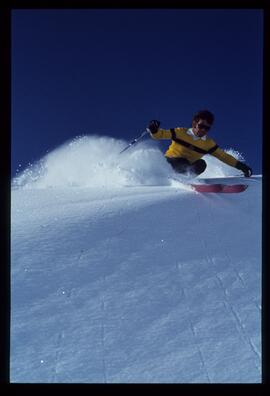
119, 129, 149, 154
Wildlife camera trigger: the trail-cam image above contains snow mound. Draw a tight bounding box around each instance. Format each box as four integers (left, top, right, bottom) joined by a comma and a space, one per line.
12, 135, 245, 189
11, 174, 262, 383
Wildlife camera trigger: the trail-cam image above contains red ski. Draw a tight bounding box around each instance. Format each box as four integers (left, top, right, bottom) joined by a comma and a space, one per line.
191, 184, 248, 193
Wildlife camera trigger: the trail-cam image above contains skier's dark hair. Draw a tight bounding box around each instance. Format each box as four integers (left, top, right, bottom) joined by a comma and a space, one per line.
192, 110, 214, 125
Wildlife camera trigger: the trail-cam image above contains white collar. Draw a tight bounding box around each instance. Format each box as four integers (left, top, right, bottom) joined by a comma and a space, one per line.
187, 128, 207, 141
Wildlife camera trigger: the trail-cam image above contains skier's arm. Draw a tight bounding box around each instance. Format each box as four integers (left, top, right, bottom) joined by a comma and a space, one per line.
147, 120, 172, 140
150, 128, 172, 140
211, 147, 238, 167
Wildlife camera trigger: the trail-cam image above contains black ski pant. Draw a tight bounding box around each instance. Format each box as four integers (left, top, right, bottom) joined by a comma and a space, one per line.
166, 157, 207, 176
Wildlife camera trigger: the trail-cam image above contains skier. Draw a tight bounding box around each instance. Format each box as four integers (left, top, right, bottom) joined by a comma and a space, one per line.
147, 110, 252, 177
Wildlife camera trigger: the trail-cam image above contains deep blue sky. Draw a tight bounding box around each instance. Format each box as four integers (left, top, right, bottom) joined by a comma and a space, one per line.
12, 8, 263, 176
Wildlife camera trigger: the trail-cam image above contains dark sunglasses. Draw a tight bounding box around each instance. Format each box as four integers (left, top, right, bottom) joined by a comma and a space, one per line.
197, 123, 211, 131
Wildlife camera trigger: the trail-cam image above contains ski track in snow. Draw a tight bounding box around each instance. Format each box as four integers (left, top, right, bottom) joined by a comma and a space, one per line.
11, 175, 262, 383
208, 197, 261, 370
205, 196, 261, 376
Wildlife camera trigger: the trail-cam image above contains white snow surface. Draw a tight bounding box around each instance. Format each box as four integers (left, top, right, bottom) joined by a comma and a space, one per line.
11, 136, 262, 383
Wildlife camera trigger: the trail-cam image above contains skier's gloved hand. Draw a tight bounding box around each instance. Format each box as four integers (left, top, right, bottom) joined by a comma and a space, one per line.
236, 161, 253, 177
147, 120, 160, 134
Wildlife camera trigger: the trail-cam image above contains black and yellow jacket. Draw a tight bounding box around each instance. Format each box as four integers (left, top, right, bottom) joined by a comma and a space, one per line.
150, 127, 238, 168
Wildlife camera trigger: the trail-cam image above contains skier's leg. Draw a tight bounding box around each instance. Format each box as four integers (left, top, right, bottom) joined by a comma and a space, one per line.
190, 159, 207, 175
166, 157, 190, 174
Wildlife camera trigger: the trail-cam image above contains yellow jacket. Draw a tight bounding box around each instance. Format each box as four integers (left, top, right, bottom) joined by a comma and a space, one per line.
150, 127, 238, 168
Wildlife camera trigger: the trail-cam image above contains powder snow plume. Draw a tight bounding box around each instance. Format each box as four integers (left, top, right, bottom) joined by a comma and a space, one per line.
12, 134, 245, 189
202, 148, 245, 178
12, 135, 173, 189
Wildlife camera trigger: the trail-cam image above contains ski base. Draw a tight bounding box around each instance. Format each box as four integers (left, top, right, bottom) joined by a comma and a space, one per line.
191, 184, 248, 193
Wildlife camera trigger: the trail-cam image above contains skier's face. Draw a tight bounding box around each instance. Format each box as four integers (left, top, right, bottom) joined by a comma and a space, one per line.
192, 119, 212, 137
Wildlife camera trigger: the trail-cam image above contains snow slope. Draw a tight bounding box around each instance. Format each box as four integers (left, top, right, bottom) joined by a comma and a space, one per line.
11, 136, 262, 383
